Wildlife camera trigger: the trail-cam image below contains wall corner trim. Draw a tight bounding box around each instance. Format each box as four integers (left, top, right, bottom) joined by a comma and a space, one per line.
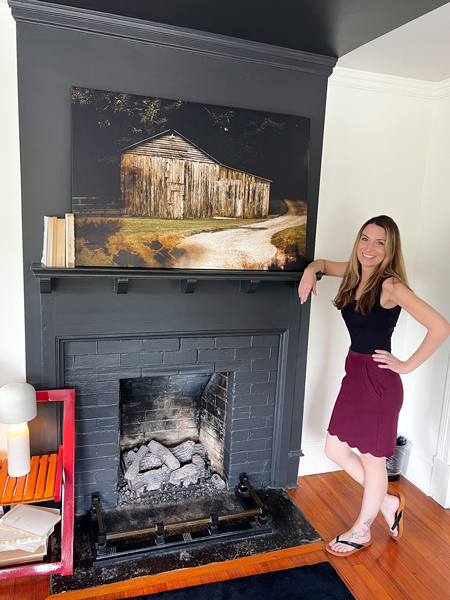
9, 0, 337, 76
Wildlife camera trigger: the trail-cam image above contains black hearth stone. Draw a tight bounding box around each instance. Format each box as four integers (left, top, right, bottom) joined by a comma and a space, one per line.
51, 488, 321, 594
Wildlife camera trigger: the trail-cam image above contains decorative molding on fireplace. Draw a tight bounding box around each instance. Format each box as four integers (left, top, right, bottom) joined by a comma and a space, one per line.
9, 0, 336, 77
31, 263, 301, 294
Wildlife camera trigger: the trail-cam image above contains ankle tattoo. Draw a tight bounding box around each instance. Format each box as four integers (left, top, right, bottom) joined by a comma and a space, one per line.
351, 519, 374, 540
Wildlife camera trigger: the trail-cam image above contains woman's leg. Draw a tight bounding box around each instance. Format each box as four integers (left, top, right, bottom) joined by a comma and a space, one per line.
325, 433, 365, 485
328, 452, 387, 552
325, 433, 403, 542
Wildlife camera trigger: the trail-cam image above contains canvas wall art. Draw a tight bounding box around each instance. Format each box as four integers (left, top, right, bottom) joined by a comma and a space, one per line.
71, 87, 310, 271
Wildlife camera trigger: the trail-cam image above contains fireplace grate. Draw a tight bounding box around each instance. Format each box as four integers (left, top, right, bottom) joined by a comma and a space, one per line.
90, 473, 271, 562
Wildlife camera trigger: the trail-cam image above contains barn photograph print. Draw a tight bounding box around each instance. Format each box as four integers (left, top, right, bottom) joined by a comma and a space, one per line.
71, 87, 310, 270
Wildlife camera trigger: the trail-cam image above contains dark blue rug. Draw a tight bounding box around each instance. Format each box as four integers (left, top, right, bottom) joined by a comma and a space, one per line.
134, 562, 355, 599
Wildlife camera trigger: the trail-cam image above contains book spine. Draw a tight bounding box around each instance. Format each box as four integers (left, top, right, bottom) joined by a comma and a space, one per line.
54, 218, 66, 268
47, 217, 57, 267
65, 213, 75, 268
41, 216, 49, 265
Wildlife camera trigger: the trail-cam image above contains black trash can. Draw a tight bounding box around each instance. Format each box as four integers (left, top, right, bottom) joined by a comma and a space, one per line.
386, 435, 411, 482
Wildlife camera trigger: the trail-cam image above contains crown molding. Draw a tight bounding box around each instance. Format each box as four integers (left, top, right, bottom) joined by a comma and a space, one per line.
435, 78, 450, 99
329, 67, 440, 99
330, 67, 450, 100
8, 0, 336, 77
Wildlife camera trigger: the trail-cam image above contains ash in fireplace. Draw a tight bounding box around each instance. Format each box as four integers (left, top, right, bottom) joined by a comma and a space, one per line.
117, 439, 226, 508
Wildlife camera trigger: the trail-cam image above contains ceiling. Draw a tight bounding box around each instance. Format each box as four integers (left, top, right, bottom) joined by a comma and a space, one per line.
338, 2, 450, 81
16, 0, 450, 81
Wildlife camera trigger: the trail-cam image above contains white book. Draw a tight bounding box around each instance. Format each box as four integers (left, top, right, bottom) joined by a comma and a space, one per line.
0, 505, 60, 539
41, 216, 48, 264
0, 542, 47, 566
0, 524, 40, 545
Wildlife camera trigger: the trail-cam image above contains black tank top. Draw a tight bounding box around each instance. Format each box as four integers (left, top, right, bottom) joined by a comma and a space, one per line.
341, 292, 401, 354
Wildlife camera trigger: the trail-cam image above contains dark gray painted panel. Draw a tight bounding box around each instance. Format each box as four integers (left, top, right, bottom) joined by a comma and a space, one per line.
13, 9, 333, 487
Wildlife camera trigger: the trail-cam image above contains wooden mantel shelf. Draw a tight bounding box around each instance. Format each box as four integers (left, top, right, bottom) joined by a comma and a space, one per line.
30, 263, 303, 295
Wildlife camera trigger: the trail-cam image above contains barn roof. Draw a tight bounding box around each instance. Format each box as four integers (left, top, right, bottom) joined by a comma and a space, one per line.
120, 130, 271, 182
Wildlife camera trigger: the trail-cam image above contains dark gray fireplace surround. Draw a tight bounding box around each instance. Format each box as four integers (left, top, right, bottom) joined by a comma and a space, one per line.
10, 1, 336, 515
43, 277, 306, 515
64, 329, 281, 513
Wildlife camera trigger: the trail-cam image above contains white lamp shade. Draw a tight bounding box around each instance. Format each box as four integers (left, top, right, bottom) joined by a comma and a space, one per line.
0, 383, 37, 424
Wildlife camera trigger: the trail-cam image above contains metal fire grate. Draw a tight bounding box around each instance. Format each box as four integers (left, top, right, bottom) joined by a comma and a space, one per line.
90, 473, 270, 561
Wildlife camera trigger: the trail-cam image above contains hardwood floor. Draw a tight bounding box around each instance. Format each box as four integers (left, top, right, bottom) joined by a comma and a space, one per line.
2, 472, 450, 599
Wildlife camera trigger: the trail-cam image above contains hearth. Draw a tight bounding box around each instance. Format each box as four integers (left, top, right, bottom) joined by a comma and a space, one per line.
50, 486, 321, 595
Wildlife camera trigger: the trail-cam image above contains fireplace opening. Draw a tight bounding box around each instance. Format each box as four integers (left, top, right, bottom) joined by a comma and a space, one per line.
118, 372, 228, 503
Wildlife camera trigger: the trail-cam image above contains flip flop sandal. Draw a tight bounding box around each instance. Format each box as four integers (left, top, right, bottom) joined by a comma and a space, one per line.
325, 535, 372, 557
390, 490, 405, 540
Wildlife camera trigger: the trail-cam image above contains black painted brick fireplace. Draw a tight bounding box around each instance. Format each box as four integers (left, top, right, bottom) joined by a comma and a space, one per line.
64, 333, 280, 513
11, 0, 335, 523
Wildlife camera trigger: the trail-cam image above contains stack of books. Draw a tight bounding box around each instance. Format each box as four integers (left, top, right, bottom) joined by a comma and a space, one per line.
41, 213, 75, 268
0, 505, 61, 567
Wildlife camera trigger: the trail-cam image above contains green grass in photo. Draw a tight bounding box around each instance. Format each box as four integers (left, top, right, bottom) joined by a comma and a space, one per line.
271, 223, 307, 257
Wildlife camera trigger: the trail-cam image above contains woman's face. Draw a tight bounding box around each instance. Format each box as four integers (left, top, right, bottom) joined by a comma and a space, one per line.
357, 224, 386, 270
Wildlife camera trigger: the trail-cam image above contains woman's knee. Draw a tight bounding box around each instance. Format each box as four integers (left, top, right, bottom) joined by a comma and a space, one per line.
324, 434, 350, 462
360, 452, 387, 473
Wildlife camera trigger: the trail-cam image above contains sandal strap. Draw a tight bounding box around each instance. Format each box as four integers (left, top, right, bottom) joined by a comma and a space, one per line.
335, 535, 366, 550
391, 509, 403, 531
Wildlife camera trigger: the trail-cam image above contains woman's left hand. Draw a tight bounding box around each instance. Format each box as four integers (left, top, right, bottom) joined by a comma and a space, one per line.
372, 350, 409, 374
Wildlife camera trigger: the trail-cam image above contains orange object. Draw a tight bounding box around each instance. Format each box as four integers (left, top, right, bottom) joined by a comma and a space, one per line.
23, 455, 40, 501
0, 452, 63, 506
1, 475, 17, 505
13, 474, 27, 503
54, 446, 63, 502
0, 460, 8, 499
44, 453, 58, 499
34, 455, 49, 501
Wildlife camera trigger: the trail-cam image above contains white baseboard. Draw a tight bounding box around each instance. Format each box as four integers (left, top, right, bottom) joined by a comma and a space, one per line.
430, 457, 450, 509
402, 447, 433, 496
297, 440, 342, 476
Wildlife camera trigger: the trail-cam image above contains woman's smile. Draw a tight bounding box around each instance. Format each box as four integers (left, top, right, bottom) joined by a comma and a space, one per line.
357, 224, 386, 268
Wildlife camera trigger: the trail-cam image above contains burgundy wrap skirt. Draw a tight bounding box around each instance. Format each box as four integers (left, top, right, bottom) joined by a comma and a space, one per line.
328, 349, 403, 458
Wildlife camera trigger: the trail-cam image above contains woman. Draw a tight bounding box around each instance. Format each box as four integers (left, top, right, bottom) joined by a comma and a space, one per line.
298, 215, 450, 557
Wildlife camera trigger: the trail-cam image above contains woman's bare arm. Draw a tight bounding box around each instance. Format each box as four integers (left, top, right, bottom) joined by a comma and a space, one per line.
298, 260, 348, 304
373, 279, 450, 373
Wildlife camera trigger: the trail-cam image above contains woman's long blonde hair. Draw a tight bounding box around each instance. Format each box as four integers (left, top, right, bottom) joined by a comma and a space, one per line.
334, 215, 409, 314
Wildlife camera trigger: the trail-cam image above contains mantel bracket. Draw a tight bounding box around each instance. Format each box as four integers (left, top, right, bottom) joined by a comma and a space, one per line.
39, 277, 52, 294
240, 280, 260, 293
115, 278, 129, 294
179, 279, 198, 294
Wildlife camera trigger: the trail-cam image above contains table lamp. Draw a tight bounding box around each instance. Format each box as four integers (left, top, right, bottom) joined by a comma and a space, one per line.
0, 383, 37, 477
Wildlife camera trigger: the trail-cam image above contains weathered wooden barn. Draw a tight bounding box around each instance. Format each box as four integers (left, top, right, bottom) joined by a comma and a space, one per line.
120, 131, 271, 219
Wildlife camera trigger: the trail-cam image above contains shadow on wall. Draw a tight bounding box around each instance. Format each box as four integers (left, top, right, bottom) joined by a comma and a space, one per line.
304, 277, 347, 438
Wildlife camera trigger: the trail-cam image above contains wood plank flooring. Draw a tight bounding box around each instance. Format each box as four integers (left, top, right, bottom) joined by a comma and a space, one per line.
2, 472, 450, 599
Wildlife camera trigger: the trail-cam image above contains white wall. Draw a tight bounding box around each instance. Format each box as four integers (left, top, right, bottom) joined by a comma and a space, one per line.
409, 88, 450, 503
300, 68, 450, 499
0, 3, 26, 453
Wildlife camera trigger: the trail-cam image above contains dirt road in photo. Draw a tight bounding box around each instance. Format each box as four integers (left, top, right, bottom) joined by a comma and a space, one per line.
173, 200, 306, 270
